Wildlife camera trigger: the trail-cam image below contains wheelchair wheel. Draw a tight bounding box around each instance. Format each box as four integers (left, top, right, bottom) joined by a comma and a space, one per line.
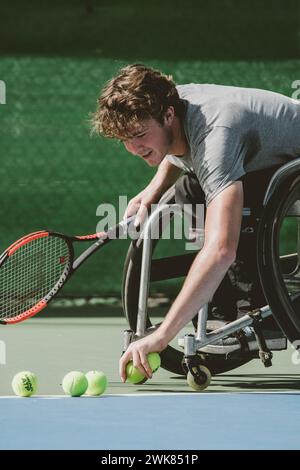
187, 366, 211, 392
258, 172, 300, 344
122, 186, 253, 376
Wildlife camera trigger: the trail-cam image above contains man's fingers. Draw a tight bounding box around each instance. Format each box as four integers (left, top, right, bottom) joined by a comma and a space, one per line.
119, 350, 131, 383
141, 356, 152, 379
133, 350, 152, 379
119, 344, 154, 383
133, 209, 142, 227
132, 350, 145, 377
123, 210, 132, 221
123, 203, 140, 221
134, 204, 148, 227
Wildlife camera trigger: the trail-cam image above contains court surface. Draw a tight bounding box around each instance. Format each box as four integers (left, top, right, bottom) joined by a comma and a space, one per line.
1, 315, 300, 449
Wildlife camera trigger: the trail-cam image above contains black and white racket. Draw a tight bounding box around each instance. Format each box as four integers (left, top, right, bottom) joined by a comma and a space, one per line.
0, 217, 135, 324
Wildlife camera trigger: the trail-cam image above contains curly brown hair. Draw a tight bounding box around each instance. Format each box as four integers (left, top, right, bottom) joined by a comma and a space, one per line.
91, 64, 184, 139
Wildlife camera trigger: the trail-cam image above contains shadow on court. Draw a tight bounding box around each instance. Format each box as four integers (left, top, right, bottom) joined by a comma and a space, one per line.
214, 374, 300, 391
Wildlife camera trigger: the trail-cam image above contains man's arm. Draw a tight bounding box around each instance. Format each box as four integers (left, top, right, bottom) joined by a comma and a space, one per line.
124, 158, 182, 223
149, 157, 183, 197
119, 181, 244, 381
157, 181, 243, 342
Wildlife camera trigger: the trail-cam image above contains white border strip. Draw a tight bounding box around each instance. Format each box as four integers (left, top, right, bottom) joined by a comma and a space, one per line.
0, 390, 299, 399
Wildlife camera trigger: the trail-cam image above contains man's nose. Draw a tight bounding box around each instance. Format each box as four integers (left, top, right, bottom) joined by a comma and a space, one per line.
124, 138, 141, 156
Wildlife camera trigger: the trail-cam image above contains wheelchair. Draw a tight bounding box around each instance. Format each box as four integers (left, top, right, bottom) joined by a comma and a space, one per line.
121, 160, 300, 390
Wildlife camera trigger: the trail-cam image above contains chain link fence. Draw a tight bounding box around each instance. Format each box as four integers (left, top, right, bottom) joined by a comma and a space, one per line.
0, 0, 299, 298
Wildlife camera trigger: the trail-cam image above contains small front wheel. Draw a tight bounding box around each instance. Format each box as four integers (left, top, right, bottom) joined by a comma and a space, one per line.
187, 365, 211, 392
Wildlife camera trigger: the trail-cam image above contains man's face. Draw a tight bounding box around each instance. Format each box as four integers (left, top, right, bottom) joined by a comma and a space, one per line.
121, 117, 173, 167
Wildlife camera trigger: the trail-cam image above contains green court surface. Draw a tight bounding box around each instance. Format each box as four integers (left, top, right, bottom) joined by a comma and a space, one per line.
1, 314, 299, 396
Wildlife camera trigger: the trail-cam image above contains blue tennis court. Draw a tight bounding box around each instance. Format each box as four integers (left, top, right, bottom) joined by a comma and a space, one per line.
1, 392, 300, 450
1, 317, 300, 450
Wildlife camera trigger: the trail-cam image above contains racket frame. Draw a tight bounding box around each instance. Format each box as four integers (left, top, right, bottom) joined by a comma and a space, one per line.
0, 217, 134, 324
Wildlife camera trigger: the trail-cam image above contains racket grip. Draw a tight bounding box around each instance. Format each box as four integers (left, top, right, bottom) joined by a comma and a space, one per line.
106, 215, 136, 239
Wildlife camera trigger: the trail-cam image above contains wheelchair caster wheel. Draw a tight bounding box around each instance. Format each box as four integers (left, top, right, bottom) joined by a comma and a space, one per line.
187, 365, 211, 391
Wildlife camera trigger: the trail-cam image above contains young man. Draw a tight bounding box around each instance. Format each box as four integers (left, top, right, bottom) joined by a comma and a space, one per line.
92, 64, 300, 382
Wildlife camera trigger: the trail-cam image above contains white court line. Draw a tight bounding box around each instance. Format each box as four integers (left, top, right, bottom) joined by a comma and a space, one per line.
0, 390, 300, 399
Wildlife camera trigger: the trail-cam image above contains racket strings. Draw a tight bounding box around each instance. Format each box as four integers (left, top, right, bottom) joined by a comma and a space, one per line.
0, 236, 70, 319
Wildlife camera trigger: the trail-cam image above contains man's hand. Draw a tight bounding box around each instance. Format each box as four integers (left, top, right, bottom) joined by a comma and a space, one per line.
123, 186, 161, 227
119, 331, 166, 383
123, 159, 182, 226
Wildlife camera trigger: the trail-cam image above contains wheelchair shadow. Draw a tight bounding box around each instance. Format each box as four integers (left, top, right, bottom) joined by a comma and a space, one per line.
212, 373, 300, 391
112, 375, 300, 394
134, 382, 198, 394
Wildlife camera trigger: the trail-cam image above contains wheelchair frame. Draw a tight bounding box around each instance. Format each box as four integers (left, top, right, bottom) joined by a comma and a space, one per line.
122, 160, 300, 390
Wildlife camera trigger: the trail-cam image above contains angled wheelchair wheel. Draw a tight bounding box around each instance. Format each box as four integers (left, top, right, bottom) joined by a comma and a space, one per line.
187, 365, 211, 392
258, 171, 300, 344
122, 186, 253, 376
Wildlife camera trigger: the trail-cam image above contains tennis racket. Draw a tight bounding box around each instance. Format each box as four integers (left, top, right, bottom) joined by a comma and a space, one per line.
0, 217, 135, 325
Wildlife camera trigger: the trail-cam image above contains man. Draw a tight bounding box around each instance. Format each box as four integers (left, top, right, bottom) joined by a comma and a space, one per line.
92, 64, 300, 382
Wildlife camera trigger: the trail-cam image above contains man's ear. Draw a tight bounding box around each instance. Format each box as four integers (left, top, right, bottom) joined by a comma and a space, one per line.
164, 106, 175, 125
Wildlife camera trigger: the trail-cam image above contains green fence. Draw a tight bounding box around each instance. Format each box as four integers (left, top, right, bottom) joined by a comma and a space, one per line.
0, 0, 299, 296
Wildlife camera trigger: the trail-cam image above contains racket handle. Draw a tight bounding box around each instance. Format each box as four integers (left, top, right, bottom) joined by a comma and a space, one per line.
106, 215, 136, 239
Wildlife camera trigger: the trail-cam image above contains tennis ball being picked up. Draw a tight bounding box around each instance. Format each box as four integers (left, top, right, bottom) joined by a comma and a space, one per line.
62, 371, 88, 397
126, 352, 161, 384
12, 371, 37, 397
85, 370, 107, 396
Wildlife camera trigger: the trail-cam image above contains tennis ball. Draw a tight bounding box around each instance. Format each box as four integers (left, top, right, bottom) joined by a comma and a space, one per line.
126, 352, 161, 384
12, 371, 37, 397
85, 370, 107, 396
148, 352, 161, 373
62, 371, 88, 397
125, 362, 145, 385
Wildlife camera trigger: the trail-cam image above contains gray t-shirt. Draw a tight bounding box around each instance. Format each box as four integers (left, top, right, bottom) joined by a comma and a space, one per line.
166, 84, 300, 205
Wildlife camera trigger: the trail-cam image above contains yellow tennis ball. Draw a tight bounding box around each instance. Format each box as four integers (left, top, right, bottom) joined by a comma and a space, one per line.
126, 362, 145, 384
62, 371, 88, 397
12, 371, 37, 397
148, 352, 161, 373
85, 370, 107, 396
126, 352, 161, 384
